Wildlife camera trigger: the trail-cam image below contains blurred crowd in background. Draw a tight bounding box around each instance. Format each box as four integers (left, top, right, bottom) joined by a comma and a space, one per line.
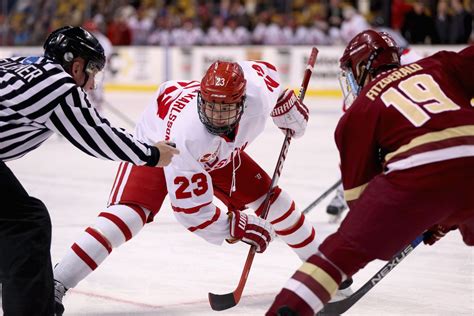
0, 0, 472, 47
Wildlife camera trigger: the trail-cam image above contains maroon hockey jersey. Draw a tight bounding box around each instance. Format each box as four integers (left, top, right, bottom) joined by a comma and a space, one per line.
335, 46, 474, 204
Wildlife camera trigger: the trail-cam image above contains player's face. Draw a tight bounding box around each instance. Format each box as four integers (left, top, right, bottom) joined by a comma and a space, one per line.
338, 68, 359, 110
71, 58, 102, 91
203, 102, 240, 127
338, 64, 374, 111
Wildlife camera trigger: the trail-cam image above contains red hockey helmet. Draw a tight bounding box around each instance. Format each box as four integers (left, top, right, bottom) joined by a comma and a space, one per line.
338, 30, 400, 108
198, 61, 247, 135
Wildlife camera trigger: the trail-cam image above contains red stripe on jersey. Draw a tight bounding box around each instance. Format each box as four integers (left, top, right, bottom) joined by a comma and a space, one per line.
157, 85, 179, 119
178, 81, 200, 89
289, 227, 315, 249
255, 187, 282, 217
270, 201, 295, 225
85, 227, 112, 254
254, 60, 277, 71
71, 243, 97, 270
128, 204, 147, 225
172, 202, 211, 214
276, 212, 305, 236
292, 270, 331, 303
188, 207, 221, 232
109, 163, 129, 205
99, 212, 132, 241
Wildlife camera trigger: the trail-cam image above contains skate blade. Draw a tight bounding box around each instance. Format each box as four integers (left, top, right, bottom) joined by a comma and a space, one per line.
328, 214, 342, 223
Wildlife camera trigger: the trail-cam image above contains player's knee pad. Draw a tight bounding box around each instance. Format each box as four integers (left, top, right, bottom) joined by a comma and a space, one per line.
92, 204, 150, 248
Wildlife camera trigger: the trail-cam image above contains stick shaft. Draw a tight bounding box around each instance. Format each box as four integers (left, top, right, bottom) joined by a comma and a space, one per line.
302, 179, 342, 215
318, 235, 424, 315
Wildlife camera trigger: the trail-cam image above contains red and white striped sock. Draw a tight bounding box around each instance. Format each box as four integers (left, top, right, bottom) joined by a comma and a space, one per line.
250, 188, 318, 260
53, 204, 150, 289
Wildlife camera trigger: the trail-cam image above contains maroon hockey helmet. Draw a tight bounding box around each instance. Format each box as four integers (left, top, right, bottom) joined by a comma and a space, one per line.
338, 30, 400, 108
340, 30, 400, 87
198, 61, 247, 135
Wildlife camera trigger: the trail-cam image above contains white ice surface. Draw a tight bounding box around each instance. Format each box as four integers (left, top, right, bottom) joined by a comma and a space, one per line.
5, 92, 474, 315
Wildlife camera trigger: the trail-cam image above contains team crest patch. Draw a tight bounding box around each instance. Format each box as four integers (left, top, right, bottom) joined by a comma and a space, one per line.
199, 142, 221, 163
199, 152, 218, 163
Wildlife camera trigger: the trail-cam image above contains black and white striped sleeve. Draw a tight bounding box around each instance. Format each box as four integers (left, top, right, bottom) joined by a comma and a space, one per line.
45, 86, 159, 166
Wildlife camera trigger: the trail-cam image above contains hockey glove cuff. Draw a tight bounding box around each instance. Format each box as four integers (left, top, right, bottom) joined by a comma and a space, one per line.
423, 224, 458, 246
227, 211, 276, 253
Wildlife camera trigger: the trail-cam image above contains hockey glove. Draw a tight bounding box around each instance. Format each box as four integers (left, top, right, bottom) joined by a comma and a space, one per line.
423, 224, 458, 246
227, 211, 276, 253
271, 88, 309, 139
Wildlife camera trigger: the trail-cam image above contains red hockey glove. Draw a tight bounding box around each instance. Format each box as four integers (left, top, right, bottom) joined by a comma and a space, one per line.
271, 89, 309, 139
227, 211, 276, 253
423, 224, 458, 246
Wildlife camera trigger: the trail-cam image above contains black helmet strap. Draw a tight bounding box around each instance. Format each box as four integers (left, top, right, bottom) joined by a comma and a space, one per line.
357, 50, 378, 94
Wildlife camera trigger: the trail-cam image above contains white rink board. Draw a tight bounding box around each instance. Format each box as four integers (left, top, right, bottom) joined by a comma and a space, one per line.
0, 45, 468, 94
4, 92, 474, 315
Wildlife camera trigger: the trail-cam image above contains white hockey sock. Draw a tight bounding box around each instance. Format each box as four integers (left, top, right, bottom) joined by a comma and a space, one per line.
250, 189, 318, 261
54, 204, 150, 289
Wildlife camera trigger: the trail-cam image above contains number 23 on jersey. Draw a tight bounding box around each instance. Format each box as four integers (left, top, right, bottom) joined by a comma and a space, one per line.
174, 173, 209, 199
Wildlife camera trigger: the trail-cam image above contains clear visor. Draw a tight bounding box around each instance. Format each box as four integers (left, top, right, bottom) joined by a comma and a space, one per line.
85, 61, 104, 90
338, 69, 360, 111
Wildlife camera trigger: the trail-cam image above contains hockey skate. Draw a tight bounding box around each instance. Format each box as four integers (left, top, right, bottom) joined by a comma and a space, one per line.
330, 277, 353, 302
326, 185, 348, 221
54, 279, 68, 316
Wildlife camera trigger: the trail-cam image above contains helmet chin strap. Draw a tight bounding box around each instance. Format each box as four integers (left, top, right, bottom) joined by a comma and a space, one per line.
357, 51, 378, 94
81, 64, 89, 88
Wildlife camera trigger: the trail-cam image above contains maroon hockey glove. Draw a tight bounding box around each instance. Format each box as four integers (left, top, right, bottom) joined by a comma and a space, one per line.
423, 224, 458, 246
227, 211, 276, 253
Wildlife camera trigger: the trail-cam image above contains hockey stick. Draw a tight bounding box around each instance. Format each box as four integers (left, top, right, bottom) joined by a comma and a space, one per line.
103, 100, 136, 128
302, 179, 342, 215
317, 233, 427, 315
208, 47, 319, 311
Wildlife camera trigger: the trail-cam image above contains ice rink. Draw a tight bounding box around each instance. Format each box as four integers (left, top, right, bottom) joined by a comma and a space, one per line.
5, 92, 474, 315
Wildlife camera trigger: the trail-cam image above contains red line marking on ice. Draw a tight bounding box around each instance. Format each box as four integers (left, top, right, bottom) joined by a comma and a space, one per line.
71, 289, 273, 309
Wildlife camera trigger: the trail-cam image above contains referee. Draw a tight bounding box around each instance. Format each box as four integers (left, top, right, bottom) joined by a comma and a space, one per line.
0, 26, 178, 315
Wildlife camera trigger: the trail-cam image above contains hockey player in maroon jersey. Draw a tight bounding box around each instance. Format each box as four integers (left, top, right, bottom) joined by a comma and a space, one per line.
326, 42, 424, 219
267, 30, 474, 315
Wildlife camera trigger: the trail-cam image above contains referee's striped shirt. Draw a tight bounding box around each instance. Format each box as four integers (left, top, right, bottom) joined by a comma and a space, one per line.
0, 56, 159, 166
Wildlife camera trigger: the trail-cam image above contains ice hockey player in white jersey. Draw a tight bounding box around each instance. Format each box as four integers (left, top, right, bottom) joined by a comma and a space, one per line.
52, 60, 318, 315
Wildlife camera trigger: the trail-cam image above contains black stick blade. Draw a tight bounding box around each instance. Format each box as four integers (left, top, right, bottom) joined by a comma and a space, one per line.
208, 292, 237, 311
316, 296, 355, 315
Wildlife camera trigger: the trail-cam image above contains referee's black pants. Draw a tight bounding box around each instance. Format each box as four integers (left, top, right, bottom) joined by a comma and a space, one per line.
0, 161, 54, 315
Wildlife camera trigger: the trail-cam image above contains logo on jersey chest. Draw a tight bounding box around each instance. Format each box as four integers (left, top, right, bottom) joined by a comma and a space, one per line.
199, 151, 218, 163
201, 142, 248, 172
198, 142, 221, 164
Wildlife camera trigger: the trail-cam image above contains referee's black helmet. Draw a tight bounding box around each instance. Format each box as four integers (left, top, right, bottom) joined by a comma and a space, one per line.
43, 26, 106, 73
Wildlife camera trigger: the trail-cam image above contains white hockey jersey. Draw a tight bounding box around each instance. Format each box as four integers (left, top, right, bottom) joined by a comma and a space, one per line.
134, 61, 282, 244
